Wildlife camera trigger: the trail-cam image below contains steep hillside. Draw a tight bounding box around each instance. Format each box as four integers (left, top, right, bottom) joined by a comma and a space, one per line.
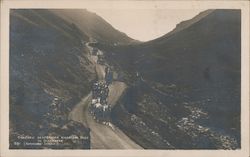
144, 9, 214, 44
98, 9, 241, 149
51, 9, 136, 44
9, 9, 97, 149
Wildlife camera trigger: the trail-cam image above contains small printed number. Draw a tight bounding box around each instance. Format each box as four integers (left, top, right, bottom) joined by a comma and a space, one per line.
14, 142, 20, 146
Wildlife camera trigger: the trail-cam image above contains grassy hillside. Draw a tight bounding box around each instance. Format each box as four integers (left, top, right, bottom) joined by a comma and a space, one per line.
98, 9, 241, 149
9, 9, 97, 149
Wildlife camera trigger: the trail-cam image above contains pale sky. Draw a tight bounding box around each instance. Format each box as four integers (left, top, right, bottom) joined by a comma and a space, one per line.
90, 9, 204, 41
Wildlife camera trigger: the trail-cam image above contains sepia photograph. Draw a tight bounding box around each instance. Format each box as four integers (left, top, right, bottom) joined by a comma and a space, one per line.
1, 0, 249, 157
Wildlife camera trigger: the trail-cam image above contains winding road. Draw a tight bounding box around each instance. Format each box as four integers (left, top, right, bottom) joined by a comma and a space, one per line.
68, 42, 142, 149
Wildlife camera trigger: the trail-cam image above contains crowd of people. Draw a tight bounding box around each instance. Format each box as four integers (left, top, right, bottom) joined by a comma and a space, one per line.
89, 81, 111, 122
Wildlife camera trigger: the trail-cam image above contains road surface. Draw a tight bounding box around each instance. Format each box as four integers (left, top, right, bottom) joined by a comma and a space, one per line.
69, 90, 141, 149
68, 42, 142, 149
108, 81, 127, 107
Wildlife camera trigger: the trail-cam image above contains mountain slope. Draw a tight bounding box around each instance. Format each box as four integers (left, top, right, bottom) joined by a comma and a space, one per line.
98, 9, 241, 149
144, 9, 214, 44
51, 9, 136, 44
9, 9, 99, 149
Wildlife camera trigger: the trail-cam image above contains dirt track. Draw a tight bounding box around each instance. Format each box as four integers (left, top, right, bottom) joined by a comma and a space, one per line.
68, 43, 142, 149
108, 81, 127, 107
69, 83, 141, 149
